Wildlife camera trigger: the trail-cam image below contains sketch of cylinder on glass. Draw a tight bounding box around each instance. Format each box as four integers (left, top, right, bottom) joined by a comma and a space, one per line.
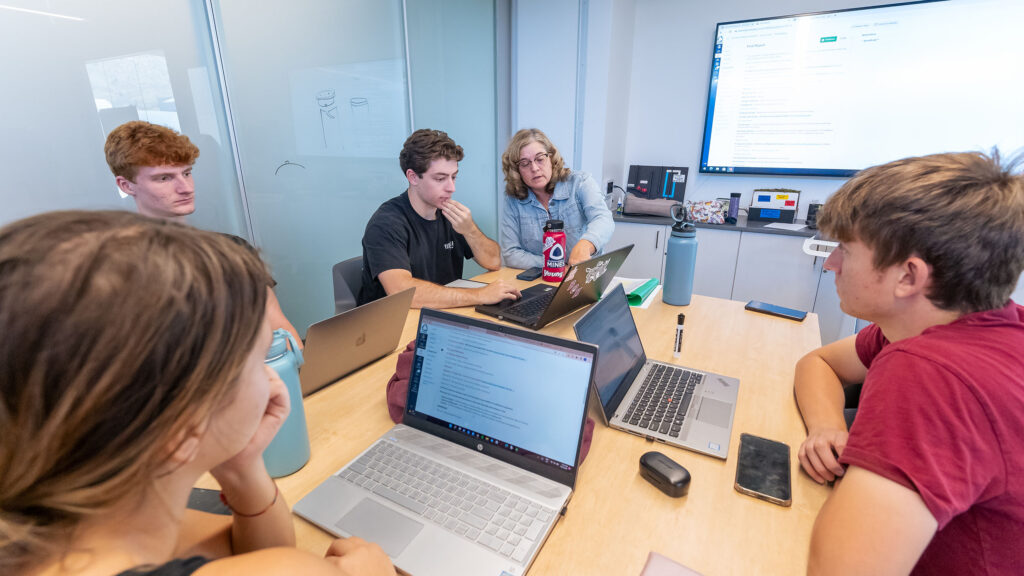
317, 89, 339, 150
349, 97, 369, 144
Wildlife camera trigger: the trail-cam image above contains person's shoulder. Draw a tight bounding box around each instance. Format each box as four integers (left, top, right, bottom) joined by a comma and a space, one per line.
368, 193, 412, 225
564, 170, 592, 186
195, 547, 339, 576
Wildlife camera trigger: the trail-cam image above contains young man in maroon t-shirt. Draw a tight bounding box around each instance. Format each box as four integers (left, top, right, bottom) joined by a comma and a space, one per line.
794, 151, 1024, 575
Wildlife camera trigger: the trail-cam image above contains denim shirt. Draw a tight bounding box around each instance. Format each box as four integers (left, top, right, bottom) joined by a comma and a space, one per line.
500, 171, 615, 269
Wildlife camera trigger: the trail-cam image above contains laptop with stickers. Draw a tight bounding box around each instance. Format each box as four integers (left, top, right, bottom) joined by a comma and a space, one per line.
475, 244, 633, 330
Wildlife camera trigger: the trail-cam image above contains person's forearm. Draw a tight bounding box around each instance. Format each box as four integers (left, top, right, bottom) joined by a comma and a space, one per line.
463, 226, 501, 270
391, 276, 488, 309
216, 460, 296, 553
794, 352, 850, 433
577, 176, 615, 251
502, 246, 544, 269
581, 209, 614, 252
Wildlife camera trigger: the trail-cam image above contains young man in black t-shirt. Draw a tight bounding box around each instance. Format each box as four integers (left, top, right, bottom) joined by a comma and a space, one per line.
358, 129, 520, 308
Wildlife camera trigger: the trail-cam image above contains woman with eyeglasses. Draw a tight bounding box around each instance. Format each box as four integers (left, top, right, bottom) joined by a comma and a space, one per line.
0, 211, 395, 576
499, 128, 614, 269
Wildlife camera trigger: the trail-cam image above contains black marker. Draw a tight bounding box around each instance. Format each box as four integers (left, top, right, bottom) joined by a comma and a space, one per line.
673, 313, 685, 358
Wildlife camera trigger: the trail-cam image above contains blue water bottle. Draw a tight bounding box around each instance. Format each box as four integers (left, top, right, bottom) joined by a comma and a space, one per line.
263, 329, 311, 477
663, 210, 698, 306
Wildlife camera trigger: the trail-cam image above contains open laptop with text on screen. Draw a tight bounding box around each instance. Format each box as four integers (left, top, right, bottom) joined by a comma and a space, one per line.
300, 287, 414, 396
475, 244, 633, 330
294, 308, 597, 576
573, 284, 739, 459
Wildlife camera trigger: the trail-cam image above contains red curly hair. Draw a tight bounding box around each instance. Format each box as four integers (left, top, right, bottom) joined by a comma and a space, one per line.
104, 121, 199, 181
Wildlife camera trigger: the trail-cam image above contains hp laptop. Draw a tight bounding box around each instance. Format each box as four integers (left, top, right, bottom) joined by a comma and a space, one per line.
294, 309, 598, 576
573, 284, 739, 459
300, 287, 414, 396
475, 244, 633, 330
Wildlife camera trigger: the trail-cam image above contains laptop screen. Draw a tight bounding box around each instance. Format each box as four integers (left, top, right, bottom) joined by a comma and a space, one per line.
407, 311, 593, 472
573, 285, 646, 408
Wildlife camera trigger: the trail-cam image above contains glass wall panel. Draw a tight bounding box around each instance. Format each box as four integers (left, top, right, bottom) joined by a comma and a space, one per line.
0, 1, 248, 234
406, 0, 499, 278
212, 0, 411, 335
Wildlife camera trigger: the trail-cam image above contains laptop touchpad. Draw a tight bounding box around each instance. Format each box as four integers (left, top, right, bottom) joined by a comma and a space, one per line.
336, 498, 423, 557
696, 398, 732, 428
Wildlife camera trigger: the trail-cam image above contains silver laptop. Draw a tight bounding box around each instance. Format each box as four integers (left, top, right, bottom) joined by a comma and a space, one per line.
300, 288, 414, 396
573, 284, 739, 459
294, 308, 597, 576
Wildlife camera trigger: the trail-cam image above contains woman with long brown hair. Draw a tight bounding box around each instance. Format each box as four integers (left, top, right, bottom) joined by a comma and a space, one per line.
0, 211, 394, 576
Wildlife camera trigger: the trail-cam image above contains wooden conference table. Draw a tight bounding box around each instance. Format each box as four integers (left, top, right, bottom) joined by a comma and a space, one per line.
217, 268, 829, 575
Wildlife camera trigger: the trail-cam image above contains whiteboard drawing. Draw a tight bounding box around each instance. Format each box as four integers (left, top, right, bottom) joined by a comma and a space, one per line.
317, 89, 339, 149
291, 59, 409, 158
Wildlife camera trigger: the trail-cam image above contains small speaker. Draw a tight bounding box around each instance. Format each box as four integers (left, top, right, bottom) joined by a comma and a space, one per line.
806, 203, 823, 229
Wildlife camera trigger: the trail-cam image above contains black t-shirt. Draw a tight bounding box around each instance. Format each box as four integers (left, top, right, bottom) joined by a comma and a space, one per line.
358, 191, 472, 305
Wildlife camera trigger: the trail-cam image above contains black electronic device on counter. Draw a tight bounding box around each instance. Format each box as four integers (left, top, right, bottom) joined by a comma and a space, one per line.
806, 203, 823, 229
627, 165, 689, 202
639, 451, 691, 498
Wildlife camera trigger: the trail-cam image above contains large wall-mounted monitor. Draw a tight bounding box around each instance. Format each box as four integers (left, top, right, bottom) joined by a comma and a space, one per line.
699, 0, 1024, 177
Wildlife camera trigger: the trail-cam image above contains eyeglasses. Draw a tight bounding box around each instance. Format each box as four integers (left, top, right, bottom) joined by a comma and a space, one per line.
517, 153, 550, 170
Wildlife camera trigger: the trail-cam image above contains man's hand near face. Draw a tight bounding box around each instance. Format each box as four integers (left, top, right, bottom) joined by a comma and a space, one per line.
439, 199, 476, 234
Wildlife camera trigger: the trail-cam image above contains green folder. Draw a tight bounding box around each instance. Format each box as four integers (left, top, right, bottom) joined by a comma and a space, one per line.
626, 278, 660, 306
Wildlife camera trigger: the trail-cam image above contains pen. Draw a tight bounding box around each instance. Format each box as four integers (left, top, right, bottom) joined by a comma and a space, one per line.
673, 313, 685, 358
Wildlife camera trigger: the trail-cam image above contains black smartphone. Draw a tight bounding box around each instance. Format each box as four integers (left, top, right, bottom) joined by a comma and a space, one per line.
734, 433, 792, 507
516, 267, 543, 281
187, 487, 231, 515
744, 300, 807, 322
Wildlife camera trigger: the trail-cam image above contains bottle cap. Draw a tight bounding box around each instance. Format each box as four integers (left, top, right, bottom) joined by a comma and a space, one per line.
671, 221, 697, 236
677, 313, 686, 325
544, 219, 564, 231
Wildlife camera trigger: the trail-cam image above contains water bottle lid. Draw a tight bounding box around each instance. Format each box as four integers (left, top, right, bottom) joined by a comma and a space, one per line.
672, 221, 697, 236
266, 331, 290, 360
265, 328, 304, 367
544, 219, 564, 231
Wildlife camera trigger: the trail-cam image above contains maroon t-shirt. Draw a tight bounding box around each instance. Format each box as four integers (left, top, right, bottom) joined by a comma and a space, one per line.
840, 301, 1024, 575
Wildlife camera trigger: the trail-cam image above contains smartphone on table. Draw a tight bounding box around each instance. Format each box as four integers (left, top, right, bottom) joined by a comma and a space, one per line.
516, 267, 543, 281
734, 433, 792, 507
744, 300, 807, 322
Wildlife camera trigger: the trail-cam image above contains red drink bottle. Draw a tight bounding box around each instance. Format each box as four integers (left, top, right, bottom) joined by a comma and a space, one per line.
542, 219, 567, 282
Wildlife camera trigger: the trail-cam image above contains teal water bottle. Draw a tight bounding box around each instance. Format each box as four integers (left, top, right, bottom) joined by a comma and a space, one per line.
663, 218, 698, 306
263, 329, 311, 477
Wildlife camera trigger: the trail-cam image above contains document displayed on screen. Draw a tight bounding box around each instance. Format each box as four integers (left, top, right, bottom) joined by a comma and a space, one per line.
700, 0, 1024, 176
409, 316, 591, 467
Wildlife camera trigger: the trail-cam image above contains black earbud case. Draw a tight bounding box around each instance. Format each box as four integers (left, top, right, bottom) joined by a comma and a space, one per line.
639, 451, 691, 498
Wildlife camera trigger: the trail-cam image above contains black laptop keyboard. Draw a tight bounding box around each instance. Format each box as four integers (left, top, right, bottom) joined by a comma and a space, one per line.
503, 291, 555, 320
623, 364, 702, 437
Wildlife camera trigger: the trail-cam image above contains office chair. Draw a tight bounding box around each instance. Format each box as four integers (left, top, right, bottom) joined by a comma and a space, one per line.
332, 256, 363, 315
